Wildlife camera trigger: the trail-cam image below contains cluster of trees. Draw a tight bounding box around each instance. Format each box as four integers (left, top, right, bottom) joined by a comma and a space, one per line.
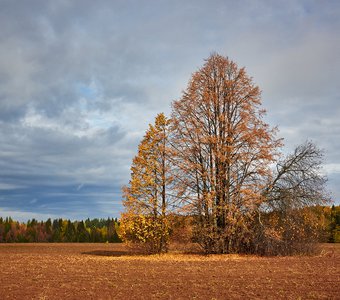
0, 205, 339, 245
120, 53, 332, 255
170, 205, 340, 243
0, 217, 121, 243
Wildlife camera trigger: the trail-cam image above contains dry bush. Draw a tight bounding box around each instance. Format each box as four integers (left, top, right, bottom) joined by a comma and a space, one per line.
250, 208, 325, 256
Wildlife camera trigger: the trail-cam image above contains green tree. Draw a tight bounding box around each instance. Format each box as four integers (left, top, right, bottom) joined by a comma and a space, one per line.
107, 218, 121, 242
51, 219, 63, 242
45, 218, 52, 242
329, 205, 340, 243
64, 220, 76, 242
76, 221, 90, 242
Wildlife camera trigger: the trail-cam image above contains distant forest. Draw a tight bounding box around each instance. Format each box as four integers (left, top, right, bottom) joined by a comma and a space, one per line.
0, 217, 121, 243
0, 205, 339, 244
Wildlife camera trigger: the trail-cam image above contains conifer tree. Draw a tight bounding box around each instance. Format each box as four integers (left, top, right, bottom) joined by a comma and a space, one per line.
171, 53, 281, 253
120, 113, 172, 253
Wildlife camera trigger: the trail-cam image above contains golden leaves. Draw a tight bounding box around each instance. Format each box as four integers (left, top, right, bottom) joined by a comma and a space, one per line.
120, 114, 172, 253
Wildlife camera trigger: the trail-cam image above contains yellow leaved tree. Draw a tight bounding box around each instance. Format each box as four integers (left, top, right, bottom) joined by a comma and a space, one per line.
119, 113, 172, 253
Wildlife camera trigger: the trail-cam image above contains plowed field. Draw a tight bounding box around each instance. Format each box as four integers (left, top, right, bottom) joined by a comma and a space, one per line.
0, 243, 339, 299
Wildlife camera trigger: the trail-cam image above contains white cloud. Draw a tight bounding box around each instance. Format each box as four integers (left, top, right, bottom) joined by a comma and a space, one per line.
324, 164, 340, 175
0, 208, 59, 222
0, 183, 26, 190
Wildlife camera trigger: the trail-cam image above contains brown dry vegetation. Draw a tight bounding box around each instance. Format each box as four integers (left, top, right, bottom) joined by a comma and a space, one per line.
0, 243, 339, 299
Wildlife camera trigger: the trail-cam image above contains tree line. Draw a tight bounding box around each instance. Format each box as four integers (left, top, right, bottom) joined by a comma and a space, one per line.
0, 205, 338, 244
120, 53, 333, 255
0, 217, 121, 243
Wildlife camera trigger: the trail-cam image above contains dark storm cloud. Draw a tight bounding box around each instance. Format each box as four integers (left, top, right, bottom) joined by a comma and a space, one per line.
0, 0, 339, 221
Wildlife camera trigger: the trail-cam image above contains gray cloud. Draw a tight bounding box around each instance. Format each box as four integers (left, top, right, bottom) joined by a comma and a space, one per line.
0, 0, 339, 221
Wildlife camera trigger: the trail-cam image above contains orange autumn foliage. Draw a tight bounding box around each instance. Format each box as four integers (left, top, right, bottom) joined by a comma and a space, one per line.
171, 53, 282, 253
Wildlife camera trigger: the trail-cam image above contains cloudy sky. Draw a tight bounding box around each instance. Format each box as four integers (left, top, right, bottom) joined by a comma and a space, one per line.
0, 0, 339, 221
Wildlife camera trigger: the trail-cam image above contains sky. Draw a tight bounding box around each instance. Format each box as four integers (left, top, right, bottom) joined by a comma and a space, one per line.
0, 0, 339, 222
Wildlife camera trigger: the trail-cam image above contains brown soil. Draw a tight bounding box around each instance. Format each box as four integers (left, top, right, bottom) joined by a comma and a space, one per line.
0, 243, 339, 299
